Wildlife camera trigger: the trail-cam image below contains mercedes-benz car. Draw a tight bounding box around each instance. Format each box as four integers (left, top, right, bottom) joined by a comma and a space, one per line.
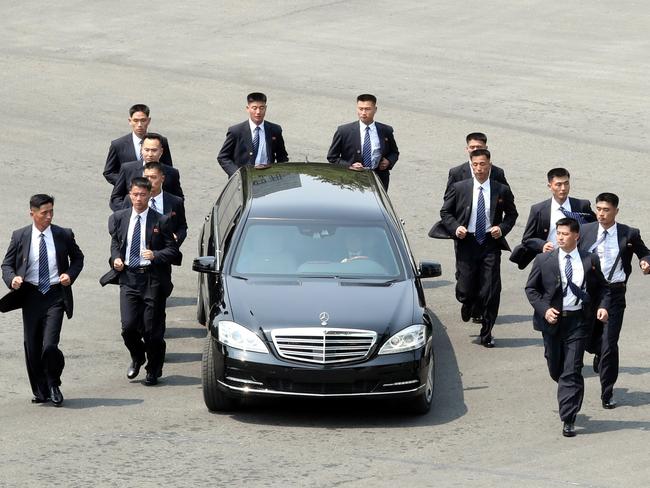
193, 163, 441, 413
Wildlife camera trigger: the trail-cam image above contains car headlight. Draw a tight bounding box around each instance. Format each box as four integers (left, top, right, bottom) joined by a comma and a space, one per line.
378, 324, 427, 355
217, 320, 269, 354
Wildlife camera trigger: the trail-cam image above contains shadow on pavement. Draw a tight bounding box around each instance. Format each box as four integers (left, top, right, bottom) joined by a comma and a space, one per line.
422, 280, 453, 289
63, 398, 144, 409
167, 296, 197, 308
165, 326, 207, 339
165, 352, 202, 363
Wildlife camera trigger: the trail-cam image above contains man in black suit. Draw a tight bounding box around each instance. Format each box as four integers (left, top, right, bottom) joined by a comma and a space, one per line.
110, 133, 184, 211
444, 132, 509, 200
1, 194, 84, 406
327, 93, 399, 191
217, 92, 289, 177
511, 167, 596, 269
578, 193, 650, 409
103, 104, 173, 185
440, 149, 518, 347
525, 218, 609, 437
109, 178, 181, 386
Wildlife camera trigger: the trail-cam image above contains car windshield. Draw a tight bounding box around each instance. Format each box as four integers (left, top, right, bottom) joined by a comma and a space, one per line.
231, 220, 403, 279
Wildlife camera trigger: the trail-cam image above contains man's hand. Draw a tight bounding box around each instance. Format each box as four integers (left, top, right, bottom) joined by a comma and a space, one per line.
59, 273, 71, 286
545, 307, 560, 324
456, 226, 468, 239
142, 249, 155, 261
596, 308, 608, 322
11, 276, 23, 290
489, 226, 502, 239
542, 242, 555, 253
640, 259, 650, 274
348, 162, 364, 171
378, 158, 390, 170
113, 258, 124, 271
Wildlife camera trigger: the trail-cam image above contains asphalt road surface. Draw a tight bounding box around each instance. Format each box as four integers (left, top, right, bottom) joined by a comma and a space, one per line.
1, 2, 649, 487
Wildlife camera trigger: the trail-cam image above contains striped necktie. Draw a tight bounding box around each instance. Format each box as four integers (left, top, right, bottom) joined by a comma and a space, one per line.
362, 127, 372, 167
253, 126, 260, 160
129, 216, 141, 268
475, 187, 487, 244
38, 233, 50, 294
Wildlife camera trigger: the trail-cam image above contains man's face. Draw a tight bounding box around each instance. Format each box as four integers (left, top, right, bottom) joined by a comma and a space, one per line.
548, 176, 570, 202
144, 168, 165, 195
246, 101, 267, 125
470, 155, 492, 184
128, 111, 151, 138
465, 138, 487, 156
141, 138, 163, 163
556, 225, 579, 252
356, 101, 377, 125
595, 200, 618, 228
129, 186, 151, 213
30, 203, 54, 231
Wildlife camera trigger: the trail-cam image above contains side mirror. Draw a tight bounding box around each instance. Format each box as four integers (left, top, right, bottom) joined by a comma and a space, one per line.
192, 256, 219, 275
418, 261, 441, 278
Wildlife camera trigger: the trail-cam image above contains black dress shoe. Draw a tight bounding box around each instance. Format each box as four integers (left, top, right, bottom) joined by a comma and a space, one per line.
127, 358, 145, 379
562, 422, 576, 437
593, 354, 600, 374
50, 386, 63, 407
481, 338, 495, 348
461, 304, 472, 322
602, 398, 617, 409
145, 372, 158, 386
31, 396, 49, 404
471, 315, 483, 324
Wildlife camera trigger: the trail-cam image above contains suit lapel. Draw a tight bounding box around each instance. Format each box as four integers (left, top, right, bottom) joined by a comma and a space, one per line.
162, 191, 171, 214
352, 122, 362, 161
541, 199, 552, 235
18, 227, 32, 277
145, 211, 157, 249
125, 135, 137, 161
376, 123, 385, 155
489, 183, 499, 223
582, 223, 598, 249
616, 223, 627, 253
51, 225, 65, 273
120, 212, 131, 256
263, 121, 272, 157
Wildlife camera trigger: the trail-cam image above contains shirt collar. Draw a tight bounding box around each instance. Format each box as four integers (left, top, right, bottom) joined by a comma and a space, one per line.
32, 224, 52, 238
131, 207, 149, 220
552, 197, 571, 211
559, 247, 580, 261
249, 119, 264, 132
598, 222, 616, 237
473, 177, 490, 191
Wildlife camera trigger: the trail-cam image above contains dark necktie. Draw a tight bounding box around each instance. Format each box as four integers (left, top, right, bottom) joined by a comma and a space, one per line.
475, 186, 486, 244
38, 233, 50, 294
589, 229, 608, 253
559, 206, 585, 224
253, 126, 260, 160
564, 254, 587, 303
362, 126, 372, 168
129, 216, 141, 268
150, 197, 159, 214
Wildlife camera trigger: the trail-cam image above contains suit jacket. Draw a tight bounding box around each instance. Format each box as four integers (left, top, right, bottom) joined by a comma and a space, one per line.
217, 120, 289, 177
108, 209, 181, 282
525, 249, 609, 335
327, 121, 399, 171
122, 191, 188, 247
110, 160, 184, 211
1, 224, 84, 318
444, 162, 509, 201
103, 133, 173, 185
510, 197, 596, 269
439, 179, 518, 251
578, 222, 650, 282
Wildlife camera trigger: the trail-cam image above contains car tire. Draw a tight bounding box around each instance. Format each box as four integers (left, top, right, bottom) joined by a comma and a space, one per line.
409, 348, 435, 415
202, 334, 239, 412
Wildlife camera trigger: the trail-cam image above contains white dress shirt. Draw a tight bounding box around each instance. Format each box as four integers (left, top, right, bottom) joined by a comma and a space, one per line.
149, 192, 164, 214
25, 225, 60, 286
595, 224, 625, 283
559, 247, 584, 311
359, 121, 381, 168
468, 178, 491, 233
548, 198, 572, 245
249, 120, 268, 165
132, 132, 143, 161
125, 208, 151, 267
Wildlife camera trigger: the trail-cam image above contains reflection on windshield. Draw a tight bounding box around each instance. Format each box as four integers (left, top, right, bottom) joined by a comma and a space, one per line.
232, 221, 402, 278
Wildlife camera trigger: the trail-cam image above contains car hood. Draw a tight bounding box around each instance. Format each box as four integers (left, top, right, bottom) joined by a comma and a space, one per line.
224, 277, 418, 334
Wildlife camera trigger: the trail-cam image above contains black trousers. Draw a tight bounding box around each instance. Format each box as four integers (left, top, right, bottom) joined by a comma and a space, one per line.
21, 284, 65, 398
454, 235, 502, 342
542, 312, 590, 422
119, 269, 171, 375
593, 286, 626, 401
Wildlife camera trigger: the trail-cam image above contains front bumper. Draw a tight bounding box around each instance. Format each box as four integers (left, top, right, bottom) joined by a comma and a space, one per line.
212, 339, 433, 399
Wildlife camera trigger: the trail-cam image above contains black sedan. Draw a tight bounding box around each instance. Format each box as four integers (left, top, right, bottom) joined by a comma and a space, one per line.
193, 163, 441, 413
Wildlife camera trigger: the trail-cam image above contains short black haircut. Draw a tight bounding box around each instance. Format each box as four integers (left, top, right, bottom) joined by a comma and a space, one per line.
129, 104, 150, 117
30, 194, 54, 209
247, 92, 267, 104
556, 217, 580, 233
547, 167, 570, 182
141, 132, 163, 146
469, 148, 491, 160
357, 94, 377, 104
143, 161, 163, 174
129, 177, 152, 192
466, 132, 487, 144
595, 192, 619, 208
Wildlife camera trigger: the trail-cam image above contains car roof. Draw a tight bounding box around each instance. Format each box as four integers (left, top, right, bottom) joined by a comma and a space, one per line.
240, 163, 389, 222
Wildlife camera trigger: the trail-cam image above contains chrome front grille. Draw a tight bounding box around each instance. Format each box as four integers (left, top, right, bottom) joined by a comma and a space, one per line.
271, 328, 377, 364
